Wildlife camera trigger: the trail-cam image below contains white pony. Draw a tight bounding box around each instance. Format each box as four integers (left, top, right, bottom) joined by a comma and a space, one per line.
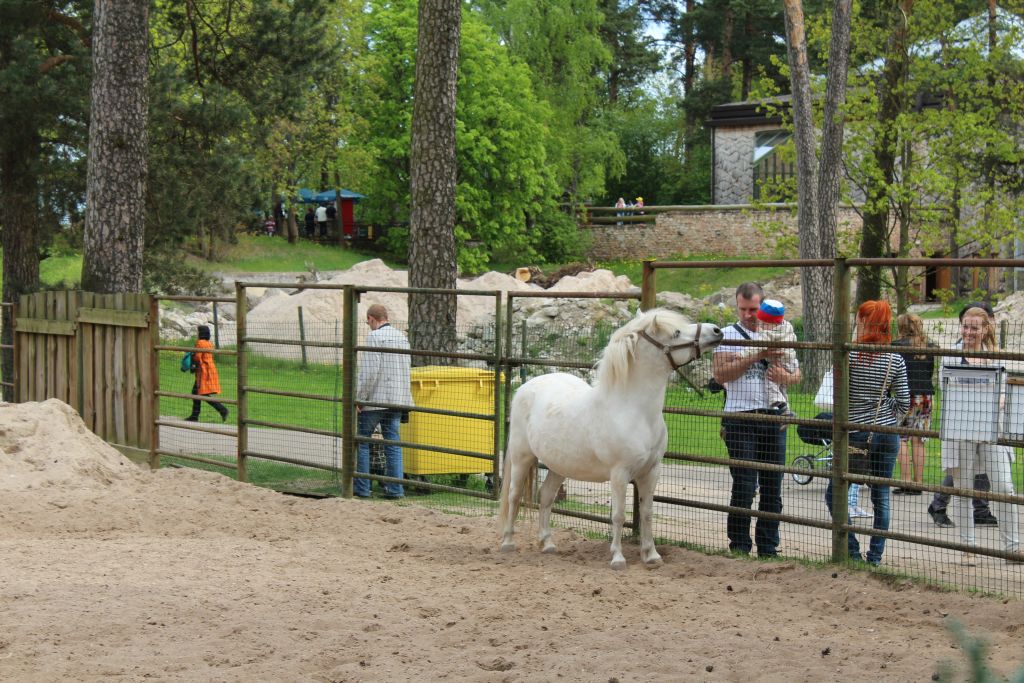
498, 309, 724, 569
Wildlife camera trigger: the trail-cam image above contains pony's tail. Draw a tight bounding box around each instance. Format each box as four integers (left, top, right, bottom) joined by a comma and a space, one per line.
497, 450, 538, 533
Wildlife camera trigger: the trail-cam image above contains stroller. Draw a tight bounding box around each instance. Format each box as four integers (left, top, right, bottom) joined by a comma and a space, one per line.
792, 411, 833, 485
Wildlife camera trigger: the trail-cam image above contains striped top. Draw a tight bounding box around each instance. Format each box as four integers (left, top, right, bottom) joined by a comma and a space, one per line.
848, 351, 911, 428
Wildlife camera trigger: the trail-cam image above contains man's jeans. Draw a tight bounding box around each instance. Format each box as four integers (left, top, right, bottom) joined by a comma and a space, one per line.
826, 431, 900, 564
355, 409, 404, 498
723, 415, 787, 555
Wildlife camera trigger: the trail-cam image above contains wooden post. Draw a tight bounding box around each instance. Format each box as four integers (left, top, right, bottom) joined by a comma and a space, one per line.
492, 292, 502, 499
341, 285, 357, 497
831, 257, 851, 563
212, 302, 220, 349
640, 259, 656, 311
235, 282, 249, 483
147, 296, 160, 470
298, 306, 308, 367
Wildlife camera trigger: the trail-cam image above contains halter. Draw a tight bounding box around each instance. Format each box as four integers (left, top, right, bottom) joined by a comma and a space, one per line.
639, 323, 705, 372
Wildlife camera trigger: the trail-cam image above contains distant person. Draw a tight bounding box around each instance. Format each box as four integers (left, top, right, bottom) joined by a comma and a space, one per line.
615, 197, 626, 225
355, 305, 413, 499
939, 303, 1019, 566
304, 207, 316, 238
315, 203, 328, 238
263, 214, 276, 237
927, 302, 998, 528
712, 282, 801, 557
326, 202, 337, 234
635, 196, 645, 215
892, 313, 936, 495
824, 300, 909, 566
185, 325, 229, 423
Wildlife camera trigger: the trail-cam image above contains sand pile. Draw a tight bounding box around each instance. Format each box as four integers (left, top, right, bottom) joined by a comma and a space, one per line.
0, 399, 142, 492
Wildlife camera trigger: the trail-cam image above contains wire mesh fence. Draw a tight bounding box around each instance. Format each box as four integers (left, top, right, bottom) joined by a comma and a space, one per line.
145, 260, 1024, 598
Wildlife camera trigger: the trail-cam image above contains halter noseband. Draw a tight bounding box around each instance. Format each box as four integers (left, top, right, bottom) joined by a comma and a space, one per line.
639, 323, 705, 372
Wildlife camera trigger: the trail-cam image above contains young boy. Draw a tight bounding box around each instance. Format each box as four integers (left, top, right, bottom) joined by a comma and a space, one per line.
737, 299, 798, 414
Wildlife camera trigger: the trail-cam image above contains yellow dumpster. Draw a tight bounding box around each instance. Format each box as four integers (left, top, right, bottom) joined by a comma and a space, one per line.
401, 366, 500, 475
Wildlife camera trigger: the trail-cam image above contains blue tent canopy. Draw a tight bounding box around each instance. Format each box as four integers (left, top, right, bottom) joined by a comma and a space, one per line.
297, 188, 366, 203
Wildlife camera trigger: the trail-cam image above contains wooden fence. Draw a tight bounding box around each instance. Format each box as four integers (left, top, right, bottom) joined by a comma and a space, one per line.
14, 291, 158, 454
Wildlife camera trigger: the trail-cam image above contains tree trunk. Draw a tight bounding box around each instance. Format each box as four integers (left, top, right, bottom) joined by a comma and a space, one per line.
684, 0, 695, 97
81, 0, 150, 294
782, 0, 820, 359
408, 0, 460, 363
856, 0, 911, 307
784, 0, 851, 388
0, 137, 42, 400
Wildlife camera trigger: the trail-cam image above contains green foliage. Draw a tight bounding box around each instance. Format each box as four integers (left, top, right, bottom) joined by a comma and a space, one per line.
355, 0, 568, 269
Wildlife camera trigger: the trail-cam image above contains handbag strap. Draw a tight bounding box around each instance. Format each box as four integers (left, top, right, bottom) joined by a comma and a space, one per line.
871, 354, 894, 423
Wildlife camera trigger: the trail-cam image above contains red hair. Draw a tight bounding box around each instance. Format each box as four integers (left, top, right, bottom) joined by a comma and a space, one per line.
856, 300, 892, 344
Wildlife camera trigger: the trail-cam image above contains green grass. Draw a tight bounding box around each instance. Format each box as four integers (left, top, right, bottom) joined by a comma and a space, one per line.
598, 255, 789, 298
0, 253, 83, 289
160, 345, 345, 430
197, 235, 398, 274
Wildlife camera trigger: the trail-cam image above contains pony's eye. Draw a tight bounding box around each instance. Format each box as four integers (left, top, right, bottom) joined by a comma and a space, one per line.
672, 330, 681, 339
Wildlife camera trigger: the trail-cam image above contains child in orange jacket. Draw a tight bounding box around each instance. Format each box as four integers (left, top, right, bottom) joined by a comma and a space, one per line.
185, 325, 229, 422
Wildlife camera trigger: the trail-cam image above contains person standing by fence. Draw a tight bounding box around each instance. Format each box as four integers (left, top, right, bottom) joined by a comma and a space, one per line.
927, 302, 998, 529
185, 325, 229, 423
712, 282, 801, 558
892, 313, 936, 495
825, 300, 909, 566
941, 304, 1021, 566
354, 304, 413, 499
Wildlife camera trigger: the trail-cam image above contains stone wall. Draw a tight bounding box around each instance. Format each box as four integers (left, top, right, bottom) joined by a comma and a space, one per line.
584, 204, 865, 261
713, 124, 777, 204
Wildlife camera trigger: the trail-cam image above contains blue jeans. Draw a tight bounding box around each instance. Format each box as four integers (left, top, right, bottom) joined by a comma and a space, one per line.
723, 416, 787, 555
826, 431, 899, 564
354, 409, 404, 498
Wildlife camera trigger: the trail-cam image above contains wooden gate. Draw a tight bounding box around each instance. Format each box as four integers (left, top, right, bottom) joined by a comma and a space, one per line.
15, 291, 158, 453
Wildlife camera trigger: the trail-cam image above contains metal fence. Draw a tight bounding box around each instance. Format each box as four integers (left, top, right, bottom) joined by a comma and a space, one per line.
125, 257, 1024, 597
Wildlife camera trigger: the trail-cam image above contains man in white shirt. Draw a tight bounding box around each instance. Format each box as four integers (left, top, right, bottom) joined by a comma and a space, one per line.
712, 282, 800, 557
355, 304, 414, 498
315, 203, 328, 238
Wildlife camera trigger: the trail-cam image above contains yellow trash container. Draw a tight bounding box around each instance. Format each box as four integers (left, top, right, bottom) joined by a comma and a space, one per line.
401, 366, 500, 475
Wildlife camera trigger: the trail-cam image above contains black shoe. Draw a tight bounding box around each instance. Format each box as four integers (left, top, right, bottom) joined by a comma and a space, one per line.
184, 416, 199, 422
893, 488, 908, 495
220, 410, 230, 423
975, 513, 999, 526
929, 509, 955, 528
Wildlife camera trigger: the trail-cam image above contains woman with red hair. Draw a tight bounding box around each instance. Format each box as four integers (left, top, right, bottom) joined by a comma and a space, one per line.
825, 300, 910, 566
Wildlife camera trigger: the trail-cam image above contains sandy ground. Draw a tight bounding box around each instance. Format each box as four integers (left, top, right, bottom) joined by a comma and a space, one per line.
2, 401, 1024, 682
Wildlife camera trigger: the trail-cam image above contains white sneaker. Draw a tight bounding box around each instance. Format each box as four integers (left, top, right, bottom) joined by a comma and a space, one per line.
849, 506, 872, 519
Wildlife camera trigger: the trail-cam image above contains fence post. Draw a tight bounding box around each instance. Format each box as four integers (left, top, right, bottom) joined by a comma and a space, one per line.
492, 292, 503, 499
831, 257, 851, 563
236, 282, 249, 483
147, 296, 160, 470
341, 285, 357, 497
640, 259, 656, 311
212, 302, 220, 349
298, 306, 308, 367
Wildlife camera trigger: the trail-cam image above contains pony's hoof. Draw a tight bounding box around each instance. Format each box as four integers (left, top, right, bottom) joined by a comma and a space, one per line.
500, 542, 516, 553
541, 544, 558, 554
644, 555, 664, 568
610, 558, 627, 571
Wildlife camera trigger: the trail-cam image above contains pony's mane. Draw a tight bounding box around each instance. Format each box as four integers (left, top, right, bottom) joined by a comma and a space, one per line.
595, 308, 690, 389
